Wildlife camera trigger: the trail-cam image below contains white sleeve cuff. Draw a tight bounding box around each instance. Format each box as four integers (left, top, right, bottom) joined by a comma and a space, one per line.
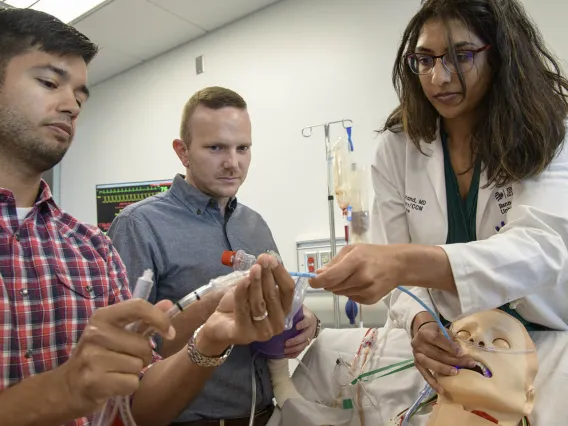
388, 287, 437, 337
434, 244, 479, 320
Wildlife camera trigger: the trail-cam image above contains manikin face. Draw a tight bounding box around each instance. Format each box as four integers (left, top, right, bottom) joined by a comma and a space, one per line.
438, 310, 537, 416
0, 50, 88, 173
173, 105, 252, 204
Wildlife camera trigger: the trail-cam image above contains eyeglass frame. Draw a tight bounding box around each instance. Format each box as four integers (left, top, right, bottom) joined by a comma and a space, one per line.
406, 45, 491, 75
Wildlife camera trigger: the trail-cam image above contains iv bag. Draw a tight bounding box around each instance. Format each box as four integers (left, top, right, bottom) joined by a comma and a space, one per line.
331, 136, 353, 211
348, 164, 370, 243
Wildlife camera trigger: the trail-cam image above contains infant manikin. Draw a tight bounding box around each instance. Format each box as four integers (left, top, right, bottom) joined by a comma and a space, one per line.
427, 310, 538, 426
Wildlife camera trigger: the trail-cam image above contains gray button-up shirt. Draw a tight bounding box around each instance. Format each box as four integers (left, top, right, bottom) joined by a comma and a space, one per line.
107, 174, 277, 421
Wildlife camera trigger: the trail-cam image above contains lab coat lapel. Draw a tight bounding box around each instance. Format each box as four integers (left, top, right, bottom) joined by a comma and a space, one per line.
423, 131, 448, 224
476, 169, 493, 236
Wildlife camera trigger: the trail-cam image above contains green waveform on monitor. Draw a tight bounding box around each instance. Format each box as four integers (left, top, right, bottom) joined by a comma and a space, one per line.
99, 192, 158, 204
97, 186, 168, 195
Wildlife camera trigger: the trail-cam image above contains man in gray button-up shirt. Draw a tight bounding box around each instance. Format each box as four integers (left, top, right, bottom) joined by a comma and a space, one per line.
108, 87, 318, 425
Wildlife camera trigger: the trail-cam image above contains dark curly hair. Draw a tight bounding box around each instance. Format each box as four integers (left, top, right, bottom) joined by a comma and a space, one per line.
383, 0, 568, 187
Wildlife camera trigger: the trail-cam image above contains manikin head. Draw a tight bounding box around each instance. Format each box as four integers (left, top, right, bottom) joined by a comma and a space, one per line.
436, 310, 538, 425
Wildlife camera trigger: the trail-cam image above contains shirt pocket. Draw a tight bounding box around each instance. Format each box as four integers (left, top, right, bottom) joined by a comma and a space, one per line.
55, 269, 107, 300
49, 264, 109, 343
53, 244, 110, 307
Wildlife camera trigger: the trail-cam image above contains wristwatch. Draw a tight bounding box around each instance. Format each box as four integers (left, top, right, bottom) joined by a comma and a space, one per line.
187, 324, 233, 367
313, 317, 322, 339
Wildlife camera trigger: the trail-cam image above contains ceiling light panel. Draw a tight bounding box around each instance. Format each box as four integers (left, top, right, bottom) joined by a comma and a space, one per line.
6, 0, 106, 23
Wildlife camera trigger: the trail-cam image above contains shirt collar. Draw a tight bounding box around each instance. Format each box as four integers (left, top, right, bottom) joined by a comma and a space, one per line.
0, 179, 55, 207
36, 180, 54, 205
170, 174, 238, 214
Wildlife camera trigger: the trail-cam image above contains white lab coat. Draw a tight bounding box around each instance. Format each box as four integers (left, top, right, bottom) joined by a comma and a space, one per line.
371, 126, 568, 336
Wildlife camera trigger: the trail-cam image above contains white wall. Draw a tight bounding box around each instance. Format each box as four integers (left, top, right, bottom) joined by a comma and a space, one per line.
62, 0, 568, 272
62, 0, 421, 269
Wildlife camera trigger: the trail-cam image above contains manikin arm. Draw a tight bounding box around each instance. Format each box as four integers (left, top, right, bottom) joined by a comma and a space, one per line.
268, 359, 303, 409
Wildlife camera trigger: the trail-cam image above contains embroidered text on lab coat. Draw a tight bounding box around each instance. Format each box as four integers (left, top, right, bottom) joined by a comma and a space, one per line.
494, 186, 514, 214
405, 195, 427, 213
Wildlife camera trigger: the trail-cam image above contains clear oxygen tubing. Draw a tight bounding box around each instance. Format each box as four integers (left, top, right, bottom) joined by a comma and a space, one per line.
449, 324, 536, 354
396, 287, 449, 426
248, 352, 259, 426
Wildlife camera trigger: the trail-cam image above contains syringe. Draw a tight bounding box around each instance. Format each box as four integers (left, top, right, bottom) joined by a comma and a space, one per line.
166, 270, 251, 318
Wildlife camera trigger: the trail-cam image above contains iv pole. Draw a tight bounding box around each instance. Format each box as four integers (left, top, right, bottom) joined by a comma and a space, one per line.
302, 119, 353, 329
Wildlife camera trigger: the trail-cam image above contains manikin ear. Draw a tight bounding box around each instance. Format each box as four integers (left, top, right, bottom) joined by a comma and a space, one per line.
523, 386, 536, 415
172, 139, 189, 168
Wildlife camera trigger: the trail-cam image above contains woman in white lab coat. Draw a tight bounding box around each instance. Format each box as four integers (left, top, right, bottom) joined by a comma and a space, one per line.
310, 0, 568, 395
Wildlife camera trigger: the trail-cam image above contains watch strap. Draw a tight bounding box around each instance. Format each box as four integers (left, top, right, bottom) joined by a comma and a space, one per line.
187, 324, 233, 367
313, 317, 322, 339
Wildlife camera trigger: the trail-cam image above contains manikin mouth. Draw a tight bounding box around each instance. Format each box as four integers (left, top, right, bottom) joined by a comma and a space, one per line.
463, 361, 492, 378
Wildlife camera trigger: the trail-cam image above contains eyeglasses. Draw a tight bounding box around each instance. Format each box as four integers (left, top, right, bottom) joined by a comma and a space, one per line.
406, 45, 491, 75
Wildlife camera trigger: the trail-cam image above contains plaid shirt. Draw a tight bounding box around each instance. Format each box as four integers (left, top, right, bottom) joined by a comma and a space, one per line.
0, 181, 135, 426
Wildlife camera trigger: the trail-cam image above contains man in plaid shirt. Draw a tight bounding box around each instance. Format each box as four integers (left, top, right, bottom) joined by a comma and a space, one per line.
0, 8, 294, 426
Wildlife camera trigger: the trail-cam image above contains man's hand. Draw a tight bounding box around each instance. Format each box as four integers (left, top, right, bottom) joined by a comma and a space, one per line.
57, 299, 175, 417
283, 306, 318, 359
411, 312, 475, 394
196, 253, 295, 356
309, 244, 402, 304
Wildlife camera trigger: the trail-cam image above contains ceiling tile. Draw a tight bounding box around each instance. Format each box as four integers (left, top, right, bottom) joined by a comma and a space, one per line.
74, 0, 205, 60
148, 0, 281, 31
86, 43, 142, 86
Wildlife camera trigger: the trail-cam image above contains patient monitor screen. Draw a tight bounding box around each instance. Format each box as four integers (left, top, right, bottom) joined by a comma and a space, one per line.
96, 179, 172, 232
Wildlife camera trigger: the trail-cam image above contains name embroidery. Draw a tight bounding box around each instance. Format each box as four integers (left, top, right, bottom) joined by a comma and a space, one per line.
405, 195, 427, 213
494, 186, 514, 214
